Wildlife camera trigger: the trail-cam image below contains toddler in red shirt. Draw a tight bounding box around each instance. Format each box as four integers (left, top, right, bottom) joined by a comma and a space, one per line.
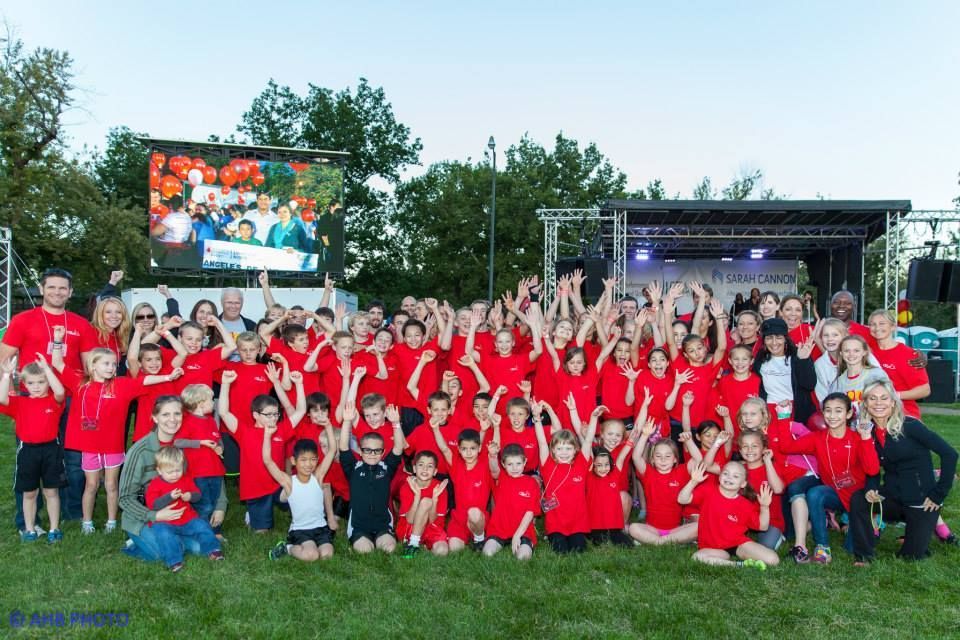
175, 384, 225, 534
397, 451, 450, 557
482, 442, 541, 561
586, 447, 634, 547
430, 426, 493, 551
144, 446, 222, 571
0, 355, 67, 542
737, 430, 786, 550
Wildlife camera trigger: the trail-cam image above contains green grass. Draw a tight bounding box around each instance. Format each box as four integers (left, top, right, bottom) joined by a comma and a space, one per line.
1, 416, 960, 639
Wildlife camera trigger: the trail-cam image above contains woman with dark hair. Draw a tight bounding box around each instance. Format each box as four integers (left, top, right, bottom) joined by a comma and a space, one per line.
848, 380, 957, 564
190, 299, 223, 349
752, 317, 817, 426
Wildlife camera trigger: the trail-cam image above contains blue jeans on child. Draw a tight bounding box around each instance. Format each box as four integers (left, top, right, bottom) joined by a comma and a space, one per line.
193, 476, 222, 533
151, 519, 221, 567
805, 484, 853, 552
124, 522, 208, 563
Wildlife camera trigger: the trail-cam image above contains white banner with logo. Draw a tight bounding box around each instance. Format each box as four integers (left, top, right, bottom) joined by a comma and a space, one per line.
200, 240, 318, 272
625, 260, 798, 315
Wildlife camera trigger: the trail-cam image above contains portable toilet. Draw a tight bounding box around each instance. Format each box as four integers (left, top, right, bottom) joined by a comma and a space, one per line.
908, 326, 939, 352
896, 328, 910, 346
937, 327, 959, 372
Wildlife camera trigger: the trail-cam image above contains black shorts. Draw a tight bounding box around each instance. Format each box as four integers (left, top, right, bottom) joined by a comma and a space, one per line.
287, 526, 333, 547
15, 440, 66, 492
488, 535, 534, 549
349, 528, 395, 545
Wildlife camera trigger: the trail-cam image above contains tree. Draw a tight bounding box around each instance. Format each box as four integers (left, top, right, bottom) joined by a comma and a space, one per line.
721, 169, 762, 200
237, 78, 422, 299
0, 33, 148, 297
692, 176, 716, 200
92, 126, 149, 209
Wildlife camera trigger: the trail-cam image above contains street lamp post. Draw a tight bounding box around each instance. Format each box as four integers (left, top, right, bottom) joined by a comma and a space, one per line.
487, 136, 496, 303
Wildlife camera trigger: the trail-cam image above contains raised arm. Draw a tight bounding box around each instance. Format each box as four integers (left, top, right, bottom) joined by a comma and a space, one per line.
0, 359, 14, 405
708, 299, 728, 364
580, 405, 605, 460
208, 317, 237, 359
631, 418, 657, 475
218, 371, 239, 434
531, 402, 551, 466
431, 419, 454, 466
568, 268, 587, 316
405, 350, 436, 401
258, 269, 277, 309
677, 461, 707, 505
262, 424, 293, 494
457, 355, 490, 393
594, 325, 622, 371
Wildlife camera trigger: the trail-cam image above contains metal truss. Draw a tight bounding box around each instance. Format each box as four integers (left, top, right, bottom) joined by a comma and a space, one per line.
0, 228, 9, 331
538, 208, 625, 305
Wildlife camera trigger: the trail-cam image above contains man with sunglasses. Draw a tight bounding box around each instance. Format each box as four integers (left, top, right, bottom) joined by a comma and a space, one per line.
1, 268, 97, 528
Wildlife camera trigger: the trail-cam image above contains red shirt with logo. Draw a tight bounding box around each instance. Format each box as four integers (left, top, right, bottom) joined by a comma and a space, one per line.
541, 454, 590, 535
872, 342, 928, 419
690, 482, 760, 550
587, 471, 624, 530
0, 394, 63, 443
179, 412, 224, 478
487, 473, 541, 543
637, 464, 690, 530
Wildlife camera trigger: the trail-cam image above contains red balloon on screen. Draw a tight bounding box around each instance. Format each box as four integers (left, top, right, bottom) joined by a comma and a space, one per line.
192, 158, 206, 170
307, 198, 316, 209
288, 162, 309, 173
296, 195, 308, 207
219, 165, 237, 186
230, 159, 250, 182
252, 174, 265, 186
202, 166, 217, 184
150, 204, 169, 217
168, 155, 189, 174
207, 192, 216, 201
159, 175, 182, 199
149, 164, 161, 189
247, 160, 260, 175
151, 152, 166, 169
300, 208, 315, 222
221, 185, 231, 195
238, 196, 246, 205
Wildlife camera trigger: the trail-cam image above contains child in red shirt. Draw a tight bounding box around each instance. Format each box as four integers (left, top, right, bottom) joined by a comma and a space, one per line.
586, 447, 634, 547
544, 331, 619, 428
482, 442, 541, 560
175, 384, 225, 534
629, 419, 699, 546
679, 460, 780, 569
144, 446, 222, 571
533, 400, 600, 554
715, 344, 761, 442
126, 321, 187, 442
599, 338, 640, 421
634, 348, 684, 439
737, 430, 786, 550
355, 328, 401, 407
431, 426, 493, 552
394, 318, 452, 433
0, 355, 67, 542
219, 369, 307, 532
173, 320, 236, 393
397, 451, 450, 557
405, 392, 460, 476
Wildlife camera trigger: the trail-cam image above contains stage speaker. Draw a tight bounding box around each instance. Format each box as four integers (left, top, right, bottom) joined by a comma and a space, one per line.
906, 260, 947, 302
924, 359, 956, 403
556, 257, 611, 300
941, 262, 960, 304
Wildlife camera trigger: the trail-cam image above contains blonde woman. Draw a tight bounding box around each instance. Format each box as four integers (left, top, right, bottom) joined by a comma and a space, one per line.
90, 297, 132, 368
848, 380, 958, 564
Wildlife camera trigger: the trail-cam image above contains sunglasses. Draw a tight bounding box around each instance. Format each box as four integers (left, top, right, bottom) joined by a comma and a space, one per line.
136, 314, 156, 321
360, 447, 384, 455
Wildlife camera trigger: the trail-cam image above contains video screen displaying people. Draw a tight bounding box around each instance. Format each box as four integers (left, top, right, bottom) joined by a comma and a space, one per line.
148, 150, 344, 273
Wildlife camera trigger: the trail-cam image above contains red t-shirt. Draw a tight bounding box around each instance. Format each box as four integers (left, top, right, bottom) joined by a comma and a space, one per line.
847, 322, 878, 350
499, 426, 540, 472
557, 368, 600, 427
355, 350, 401, 406
636, 370, 675, 437
690, 482, 760, 550
222, 361, 273, 425
532, 338, 570, 410
131, 348, 178, 442
352, 420, 398, 460
316, 350, 364, 412
393, 339, 443, 410
237, 420, 295, 501
716, 373, 761, 439
60, 370, 146, 453
0, 394, 63, 443
2, 308, 95, 375
145, 475, 201, 526
744, 464, 784, 530
669, 359, 722, 426
482, 352, 534, 410
487, 473, 541, 543
405, 423, 459, 475
179, 413, 224, 478
267, 338, 322, 401
638, 464, 690, 530
174, 349, 226, 394
397, 477, 448, 527
586, 471, 624, 530
448, 452, 493, 515
599, 360, 634, 419
447, 334, 484, 402
541, 454, 590, 535
872, 342, 928, 419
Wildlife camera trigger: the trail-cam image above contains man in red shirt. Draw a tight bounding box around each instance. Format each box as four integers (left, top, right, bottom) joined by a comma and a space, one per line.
0, 268, 96, 526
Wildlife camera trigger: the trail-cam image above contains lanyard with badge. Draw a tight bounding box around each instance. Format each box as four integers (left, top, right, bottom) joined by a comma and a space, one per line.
827, 433, 855, 488
80, 382, 105, 431
41, 309, 68, 358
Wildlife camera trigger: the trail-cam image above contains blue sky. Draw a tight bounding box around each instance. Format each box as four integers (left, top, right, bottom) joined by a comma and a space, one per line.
5, 2, 959, 208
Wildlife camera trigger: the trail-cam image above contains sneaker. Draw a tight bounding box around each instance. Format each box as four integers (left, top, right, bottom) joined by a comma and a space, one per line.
471, 539, 486, 552
401, 544, 419, 559
268, 540, 287, 561
20, 530, 38, 543
789, 545, 810, 564
941, 533, 960, 546
170, 562, 184, 573
104, 520, 117, 534
81, 522, 96, 535
813, 545, 832, 564
208, 550, 225, 561
33, 524, 46, 536
741, 558, 766, 571
47, 529, 63, 544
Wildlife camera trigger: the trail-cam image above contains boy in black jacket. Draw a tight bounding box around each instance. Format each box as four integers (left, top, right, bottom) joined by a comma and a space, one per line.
339, 403, 405, 553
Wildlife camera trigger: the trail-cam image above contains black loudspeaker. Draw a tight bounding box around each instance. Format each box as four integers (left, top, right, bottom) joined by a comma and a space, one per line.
924, 359, 956, 403
556, 257, 611, 300
906, 260, 947, 302
942, 262, 960, 304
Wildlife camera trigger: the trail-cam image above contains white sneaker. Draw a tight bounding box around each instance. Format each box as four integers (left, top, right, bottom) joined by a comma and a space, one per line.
81, 522, 96, 535
104, 521, 117, 534
34, 524, 47, 535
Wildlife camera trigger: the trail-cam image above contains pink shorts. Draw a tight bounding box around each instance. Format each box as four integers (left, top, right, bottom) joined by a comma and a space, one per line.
81, 452, 125, 472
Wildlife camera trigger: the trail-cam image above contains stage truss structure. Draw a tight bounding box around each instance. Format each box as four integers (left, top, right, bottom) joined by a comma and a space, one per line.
0, 227, 10, 332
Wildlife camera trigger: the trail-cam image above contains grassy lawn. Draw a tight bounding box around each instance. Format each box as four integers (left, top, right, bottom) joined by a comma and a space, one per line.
1, 415, 959, 639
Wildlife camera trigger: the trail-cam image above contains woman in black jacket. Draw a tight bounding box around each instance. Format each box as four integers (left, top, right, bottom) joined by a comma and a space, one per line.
752, 317, 818, 425
849, 380, 957, 563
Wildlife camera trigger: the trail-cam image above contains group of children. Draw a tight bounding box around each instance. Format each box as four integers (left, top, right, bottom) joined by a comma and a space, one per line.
3, 272, 950, 572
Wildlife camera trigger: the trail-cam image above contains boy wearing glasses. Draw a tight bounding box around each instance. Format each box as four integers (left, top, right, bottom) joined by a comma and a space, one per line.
339, 402, 404, 553
220, 369, 307, 532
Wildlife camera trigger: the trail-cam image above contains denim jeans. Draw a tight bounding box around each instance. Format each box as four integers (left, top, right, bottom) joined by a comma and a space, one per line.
124, 522, 207, 563
147, 519, 220, 567
805, 484, 852, 552
193, 476, 222, 533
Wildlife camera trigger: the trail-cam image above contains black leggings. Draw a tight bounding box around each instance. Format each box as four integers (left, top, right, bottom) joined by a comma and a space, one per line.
548, 532, 587, 554
849, 491, 939, 560
589, 529, 632, 547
